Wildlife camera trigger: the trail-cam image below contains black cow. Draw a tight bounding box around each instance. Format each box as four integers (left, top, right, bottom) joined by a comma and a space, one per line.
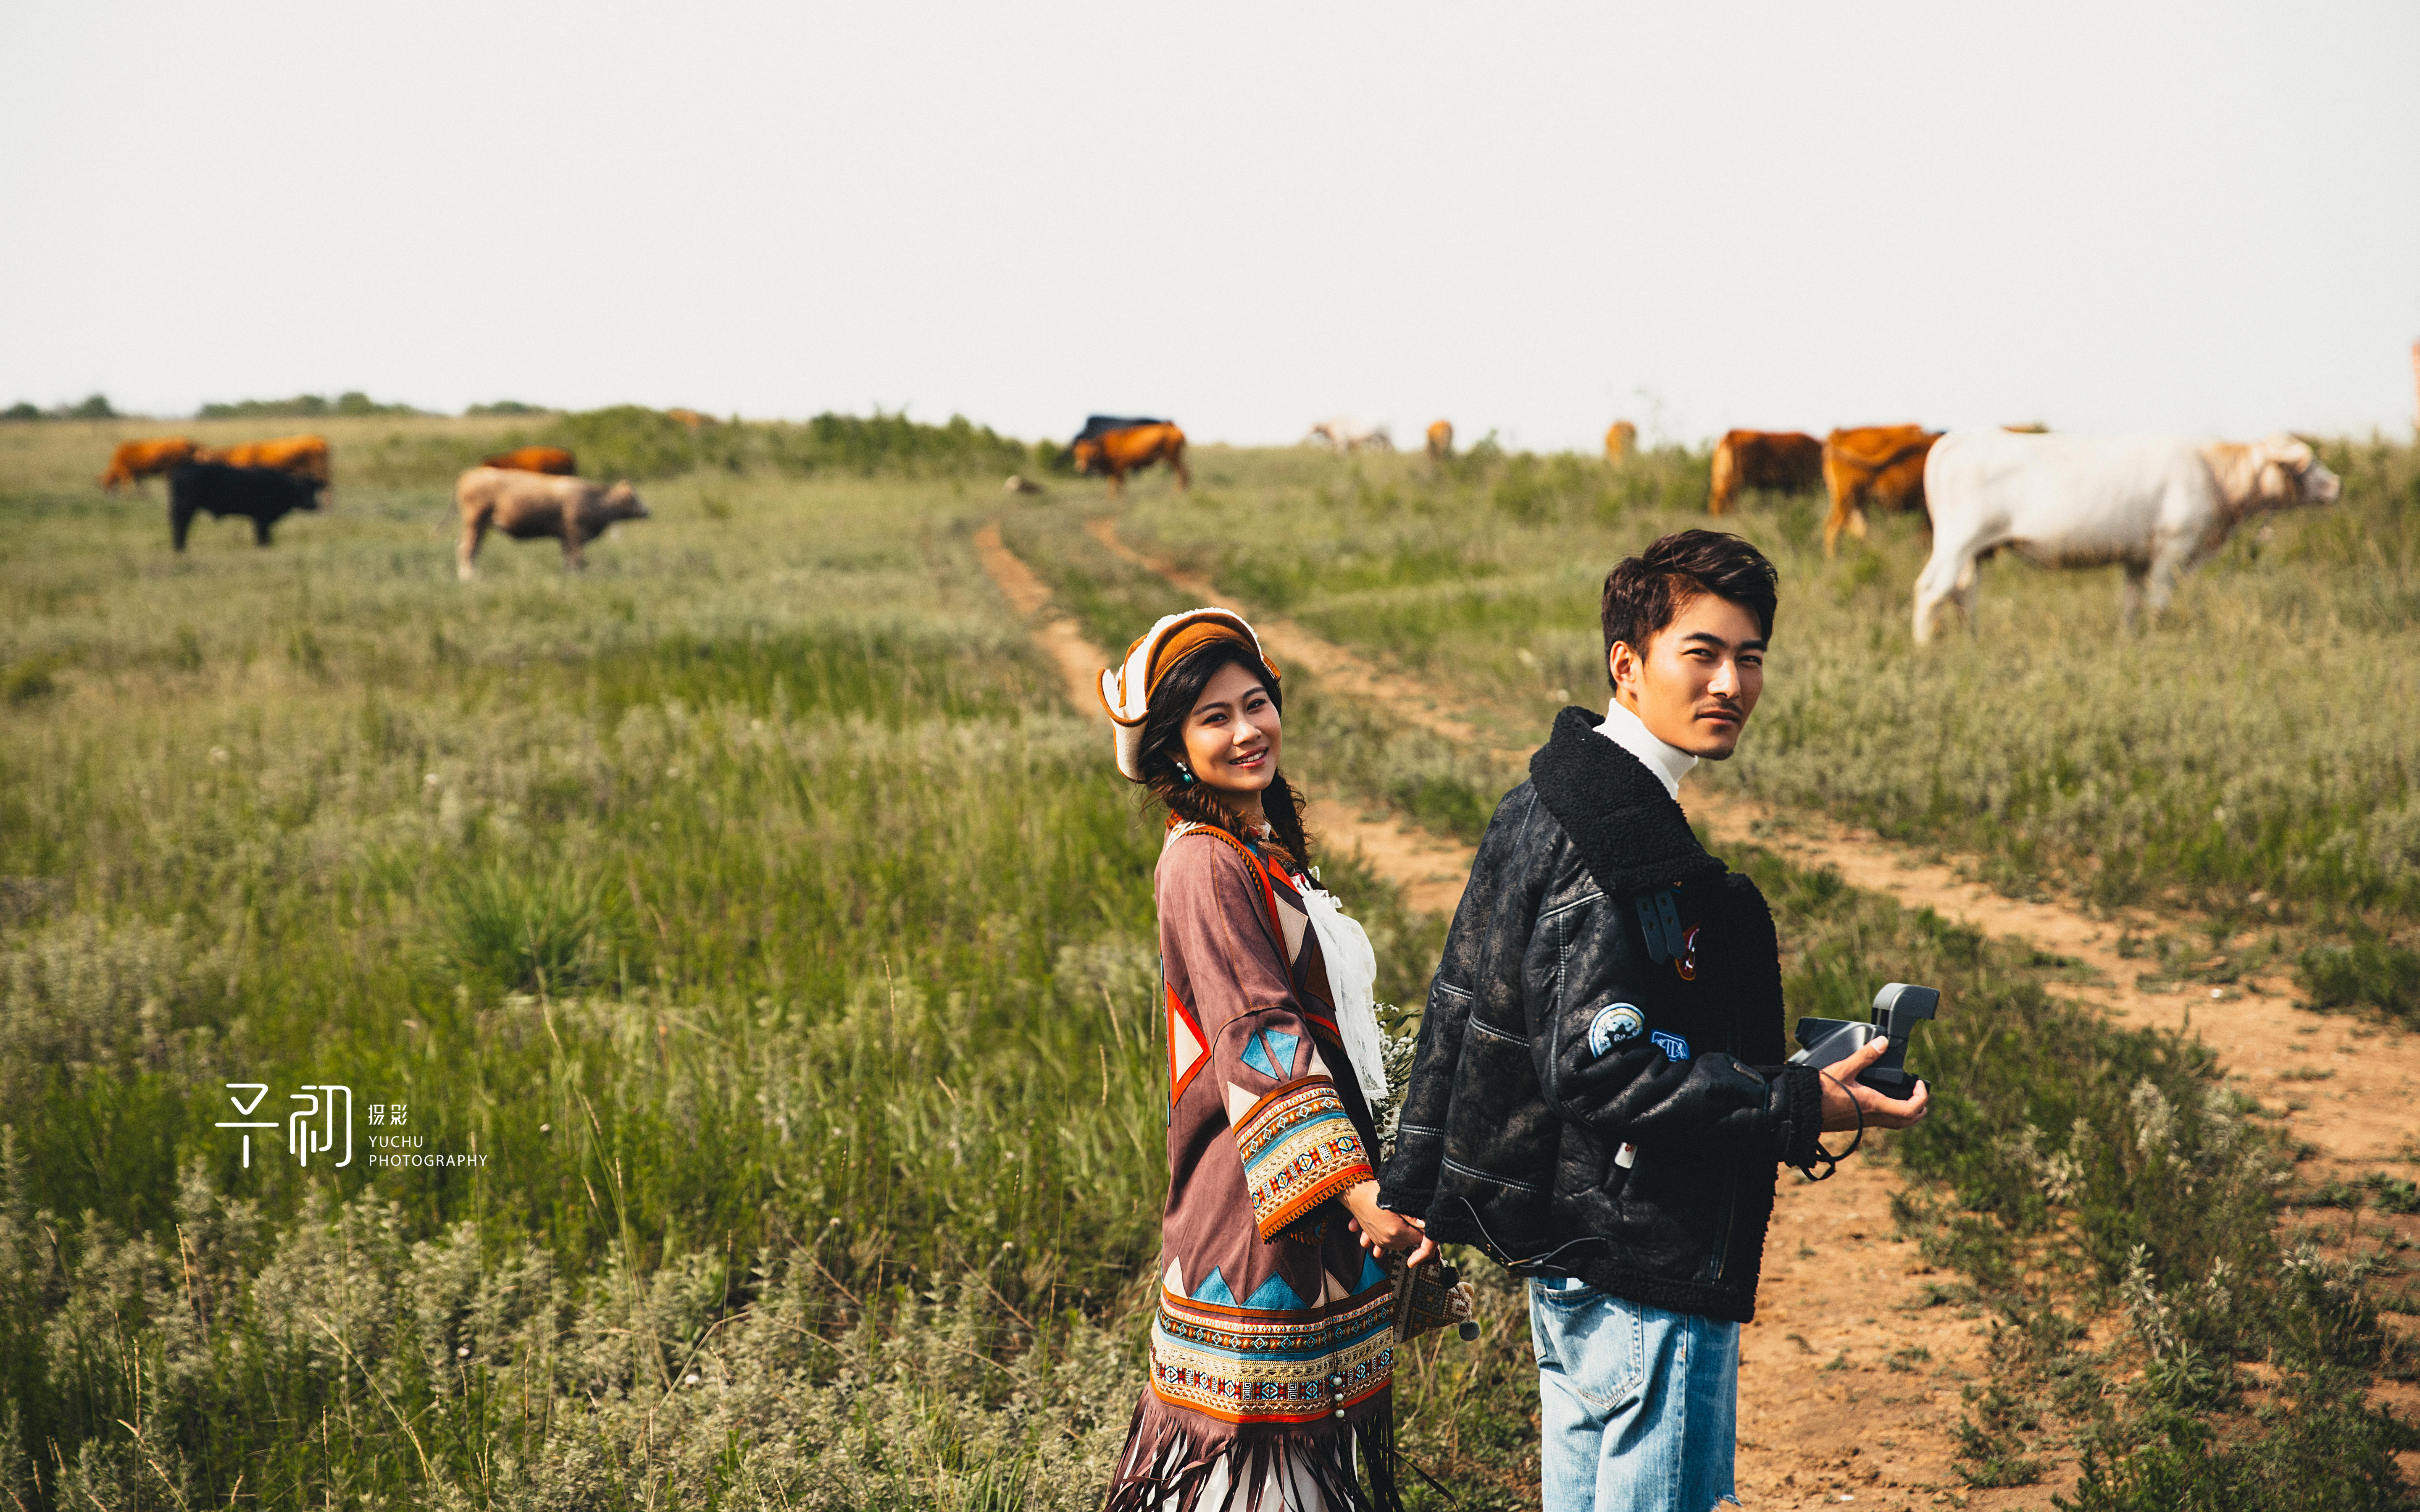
168, 462, 324, 550
1073, 414, 1169, 444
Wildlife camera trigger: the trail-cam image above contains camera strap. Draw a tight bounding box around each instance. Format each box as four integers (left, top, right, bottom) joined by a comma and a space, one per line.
1797, 1067, 1865, 1182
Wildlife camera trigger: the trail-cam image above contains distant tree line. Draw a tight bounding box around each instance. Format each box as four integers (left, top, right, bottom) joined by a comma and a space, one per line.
3, 394, 119, 420
197, 391, 422, 419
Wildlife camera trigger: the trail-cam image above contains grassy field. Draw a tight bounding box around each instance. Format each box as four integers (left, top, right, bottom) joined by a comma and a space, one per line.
2, 416, 2413, 1508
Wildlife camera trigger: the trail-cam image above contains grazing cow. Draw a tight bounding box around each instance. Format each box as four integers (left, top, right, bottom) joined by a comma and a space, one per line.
198, 435, 331, 492
167, 462, 322, 550
1820, 424, 1942, 557
1604, 421, 1638, 462
1426, 420, 1454, 462
1912, 430, 2340, 644
666, 408, 713, 428
1070, 418, 1189, 497
482, 445, 579, 476
1307, 417, 1393, 452
100, 437, 203, 493
1706, 430, 1822, 514
454, 466, 649, 580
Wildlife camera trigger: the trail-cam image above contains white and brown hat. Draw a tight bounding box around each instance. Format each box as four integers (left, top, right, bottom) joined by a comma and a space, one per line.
1098, 608, 1281, 782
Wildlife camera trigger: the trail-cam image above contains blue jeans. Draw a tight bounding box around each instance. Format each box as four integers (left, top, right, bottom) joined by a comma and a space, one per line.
1529, 1276, 1741, 1512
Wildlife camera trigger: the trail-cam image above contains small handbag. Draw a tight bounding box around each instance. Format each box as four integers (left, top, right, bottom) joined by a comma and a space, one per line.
1387, 1253, 1480, 1344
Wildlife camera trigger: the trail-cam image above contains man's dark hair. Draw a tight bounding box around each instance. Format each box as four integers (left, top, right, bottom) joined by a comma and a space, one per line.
1600, 530, 1778, 686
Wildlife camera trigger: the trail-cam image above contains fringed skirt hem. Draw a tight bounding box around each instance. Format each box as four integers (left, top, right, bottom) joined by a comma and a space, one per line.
1103, 1391, 1402, 1512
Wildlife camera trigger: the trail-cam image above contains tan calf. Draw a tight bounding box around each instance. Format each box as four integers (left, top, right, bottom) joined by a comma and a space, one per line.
454, 466, 648, 580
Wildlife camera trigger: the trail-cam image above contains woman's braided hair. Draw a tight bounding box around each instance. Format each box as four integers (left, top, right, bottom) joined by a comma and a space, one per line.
1136, 640, 1311, 870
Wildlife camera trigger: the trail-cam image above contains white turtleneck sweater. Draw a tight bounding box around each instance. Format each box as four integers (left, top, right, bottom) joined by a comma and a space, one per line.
1595, 696, 1698, 801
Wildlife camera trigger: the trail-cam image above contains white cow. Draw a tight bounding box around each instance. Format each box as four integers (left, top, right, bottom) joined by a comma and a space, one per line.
1307, 417, 1394, 453
1912, 430, 2339, 643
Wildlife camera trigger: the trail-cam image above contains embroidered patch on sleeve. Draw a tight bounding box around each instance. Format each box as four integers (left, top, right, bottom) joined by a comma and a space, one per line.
1233, 1079, 1374, 1240
1650, 1029, 1691, 1061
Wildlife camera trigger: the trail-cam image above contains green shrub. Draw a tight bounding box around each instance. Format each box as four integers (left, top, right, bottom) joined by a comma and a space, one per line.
1, 658, 60, 705
2299, 937, 2420, 1023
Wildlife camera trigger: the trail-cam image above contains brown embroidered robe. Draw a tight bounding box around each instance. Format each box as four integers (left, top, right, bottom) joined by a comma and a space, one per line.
1105, 823, 1399, 1512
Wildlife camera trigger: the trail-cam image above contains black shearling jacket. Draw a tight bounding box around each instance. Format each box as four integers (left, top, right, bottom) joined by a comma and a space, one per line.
1378, 706, 1826, 1323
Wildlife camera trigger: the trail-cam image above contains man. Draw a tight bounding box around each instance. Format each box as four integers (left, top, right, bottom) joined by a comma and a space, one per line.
1377, 530, 1928, 1512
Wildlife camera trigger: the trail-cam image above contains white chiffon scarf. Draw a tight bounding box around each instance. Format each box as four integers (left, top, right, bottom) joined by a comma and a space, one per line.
1298, 883, 1390, 1105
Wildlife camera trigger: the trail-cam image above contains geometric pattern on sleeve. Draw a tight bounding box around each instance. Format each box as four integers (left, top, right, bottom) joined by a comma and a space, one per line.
1168, 983, 1209, 1104
1150, 1284, 1395, 1425
1240, 1027, 1299, 1081
1233, 1077, 1374, 1240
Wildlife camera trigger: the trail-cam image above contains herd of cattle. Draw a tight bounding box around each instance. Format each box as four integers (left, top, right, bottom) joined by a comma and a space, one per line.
99, 434, 645, 576
97, 411, 2342, 637
1689, 421, 2338, 639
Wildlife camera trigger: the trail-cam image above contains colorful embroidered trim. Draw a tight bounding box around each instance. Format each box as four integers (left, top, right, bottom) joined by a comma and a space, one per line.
1150, 1286, 1394, 1424
1235, 1079, 1373, 1240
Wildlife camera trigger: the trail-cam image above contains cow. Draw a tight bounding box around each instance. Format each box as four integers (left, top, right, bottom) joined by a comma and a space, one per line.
666, 408, 714, 428
1604, 421, 1638, 462
1426, 420, 1454, 462
1307, 417, 1393, 452
1069, 418, 1189, 497
1707, 429, 1823, 514
1912, 430, 2340, 644
482, 445, 579, 476
100, 437, 203, 493
198, 435, 331, 493
1820, 424, 1942, 557
167, 462, 322, 550
454, 467, 649, 580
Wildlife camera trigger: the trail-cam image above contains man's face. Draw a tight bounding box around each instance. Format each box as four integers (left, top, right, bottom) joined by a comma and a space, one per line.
1608, 592, 1766, 759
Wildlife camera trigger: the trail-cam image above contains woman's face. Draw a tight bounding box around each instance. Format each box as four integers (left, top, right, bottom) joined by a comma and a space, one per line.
1180, 659, 1281, 806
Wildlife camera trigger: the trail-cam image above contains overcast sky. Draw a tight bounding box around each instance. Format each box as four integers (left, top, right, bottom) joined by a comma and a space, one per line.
3, 2, 2414, 449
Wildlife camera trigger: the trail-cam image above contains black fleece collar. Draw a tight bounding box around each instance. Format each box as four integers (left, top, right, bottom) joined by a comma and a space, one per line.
1529, 706, 1727, 897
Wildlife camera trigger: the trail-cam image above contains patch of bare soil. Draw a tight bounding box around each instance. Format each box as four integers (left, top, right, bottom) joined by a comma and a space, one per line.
974, 522, 1104, 711
1687, 791, 2420, 1177
1081, 517, 1514, 756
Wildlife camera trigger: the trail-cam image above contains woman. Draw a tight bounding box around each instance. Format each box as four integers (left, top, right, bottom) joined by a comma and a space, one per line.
1098, 609, 1435, 1512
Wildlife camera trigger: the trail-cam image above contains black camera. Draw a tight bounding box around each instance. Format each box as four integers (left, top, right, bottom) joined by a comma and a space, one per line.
1787, 982, 1939, 1095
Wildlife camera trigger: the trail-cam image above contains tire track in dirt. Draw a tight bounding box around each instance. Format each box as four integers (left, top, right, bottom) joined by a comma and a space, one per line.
992, 519, 2025, 1509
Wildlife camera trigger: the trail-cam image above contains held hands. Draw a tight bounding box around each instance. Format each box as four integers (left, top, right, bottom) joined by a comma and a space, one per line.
1341, 1180, 1438, 1268
1817, 1035, 1931, 1133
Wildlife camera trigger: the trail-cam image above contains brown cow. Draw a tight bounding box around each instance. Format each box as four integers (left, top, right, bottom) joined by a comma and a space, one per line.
199, 435, 331, 491
99, 437, 203, 493
454, 467, 648, 580
1706, 430, 1822, 515
482, 445, 579, 476
1426, 420, 1454, 462
1604, 421, 1638, 462
1820, 424, 1942, 557
1073, 423, 1189, 497
666, 408, 714, 429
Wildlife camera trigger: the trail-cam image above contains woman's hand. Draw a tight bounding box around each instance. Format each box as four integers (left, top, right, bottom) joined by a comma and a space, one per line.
1340, 1181, 1437, 1268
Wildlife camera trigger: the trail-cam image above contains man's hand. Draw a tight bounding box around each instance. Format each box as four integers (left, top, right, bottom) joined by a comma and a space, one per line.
1341, 1181, 1438, 1268
1816, 1035, 1930, 1133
